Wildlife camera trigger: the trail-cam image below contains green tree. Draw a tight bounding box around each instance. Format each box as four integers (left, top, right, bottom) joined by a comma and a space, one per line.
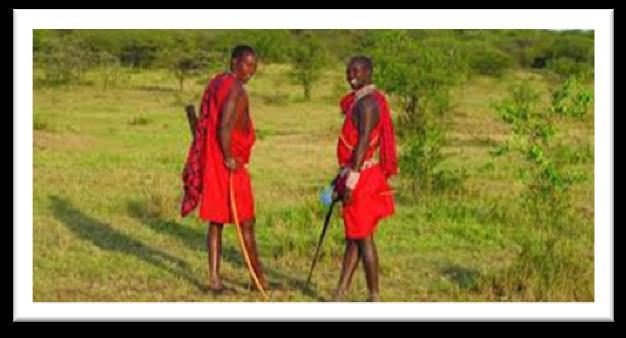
287, 31, 326, 101
361, 30, 468, 195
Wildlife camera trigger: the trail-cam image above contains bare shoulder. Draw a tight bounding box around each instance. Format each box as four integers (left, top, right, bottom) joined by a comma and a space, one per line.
232, 80, 246, 95
357, 95, 380, 115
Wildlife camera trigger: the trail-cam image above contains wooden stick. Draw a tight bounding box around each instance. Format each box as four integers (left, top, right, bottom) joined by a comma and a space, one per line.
185, 104, 198, 136
229, 172, 269, 300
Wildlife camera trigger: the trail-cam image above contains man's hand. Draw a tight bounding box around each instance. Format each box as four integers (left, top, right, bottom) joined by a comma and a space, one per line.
342, 170, 360, 206
343, 188, 353, 205
224, 157, 242, 171
332, 167, 349, 202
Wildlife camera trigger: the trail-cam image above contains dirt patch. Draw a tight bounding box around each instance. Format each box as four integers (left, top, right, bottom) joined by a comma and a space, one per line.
34, 131, 96, 152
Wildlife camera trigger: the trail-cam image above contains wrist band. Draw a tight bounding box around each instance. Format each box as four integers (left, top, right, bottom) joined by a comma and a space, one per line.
346, 170, 360, 190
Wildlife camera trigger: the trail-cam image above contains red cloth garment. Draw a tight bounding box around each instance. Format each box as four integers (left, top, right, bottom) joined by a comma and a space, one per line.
336, 88, 398, 239
181, 73, 256, 223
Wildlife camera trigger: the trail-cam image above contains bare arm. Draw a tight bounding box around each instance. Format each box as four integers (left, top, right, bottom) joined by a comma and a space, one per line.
351, 96, 380, 171
219, 81, 244, 169
342, 96, 379, 204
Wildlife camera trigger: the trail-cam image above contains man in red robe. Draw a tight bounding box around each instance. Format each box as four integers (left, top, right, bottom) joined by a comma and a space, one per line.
181, 45, 268, 293
332, 56, 398, 302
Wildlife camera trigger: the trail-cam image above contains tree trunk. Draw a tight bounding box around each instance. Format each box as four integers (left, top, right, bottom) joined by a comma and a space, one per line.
304, 83, 311, 101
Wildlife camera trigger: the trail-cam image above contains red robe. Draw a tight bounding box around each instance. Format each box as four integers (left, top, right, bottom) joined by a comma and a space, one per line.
181, 72, 255, 224
336, 89, 398, 239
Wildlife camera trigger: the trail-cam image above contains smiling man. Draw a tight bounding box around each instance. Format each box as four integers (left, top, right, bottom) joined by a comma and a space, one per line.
332, 56, 399, 302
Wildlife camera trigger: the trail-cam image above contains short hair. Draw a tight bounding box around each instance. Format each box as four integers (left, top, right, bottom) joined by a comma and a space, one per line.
349, 56, 373, 72
231, 45, 256, 60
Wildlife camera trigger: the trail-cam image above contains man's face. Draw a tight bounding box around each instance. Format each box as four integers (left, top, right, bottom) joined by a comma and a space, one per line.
346, 61, 370, 90
233, 52, 257, 83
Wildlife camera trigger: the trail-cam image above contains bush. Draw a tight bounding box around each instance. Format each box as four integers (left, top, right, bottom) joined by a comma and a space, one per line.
546, 57, 593, 80
485, 80, 593, 300
466, 45, 515, 77
551, 76, 594, 118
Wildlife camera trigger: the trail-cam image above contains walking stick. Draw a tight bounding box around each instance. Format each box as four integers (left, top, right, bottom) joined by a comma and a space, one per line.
229, 172, 269, 300
306, 197, 338, 285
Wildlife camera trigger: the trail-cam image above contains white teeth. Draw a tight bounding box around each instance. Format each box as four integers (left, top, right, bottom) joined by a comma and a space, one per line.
350, 79, 358, 86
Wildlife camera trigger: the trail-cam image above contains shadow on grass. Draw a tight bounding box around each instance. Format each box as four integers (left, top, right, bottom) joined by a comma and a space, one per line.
126, 199, 326, 301
440, 263, 480, 292
49, 195, 206, 294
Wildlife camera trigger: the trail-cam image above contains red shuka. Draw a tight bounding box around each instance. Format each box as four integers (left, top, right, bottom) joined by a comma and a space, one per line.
181, 73, 256, 223
336, 89, 398, 239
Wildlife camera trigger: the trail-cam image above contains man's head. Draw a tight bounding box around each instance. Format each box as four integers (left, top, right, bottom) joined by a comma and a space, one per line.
230, 45, 257, 83
346, 56, 373, 90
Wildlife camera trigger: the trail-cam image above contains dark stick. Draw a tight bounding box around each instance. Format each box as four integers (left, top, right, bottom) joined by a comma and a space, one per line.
185, 104, 198, 136
306, 198, 338, 285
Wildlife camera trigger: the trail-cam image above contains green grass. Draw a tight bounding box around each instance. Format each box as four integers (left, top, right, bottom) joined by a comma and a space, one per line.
33, 64, 594, 302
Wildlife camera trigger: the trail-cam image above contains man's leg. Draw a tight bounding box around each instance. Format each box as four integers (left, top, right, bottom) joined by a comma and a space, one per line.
333, 239, 360, 301
241, 219, 269, 290
359, 234, 380, 302
208, 222, 225, 290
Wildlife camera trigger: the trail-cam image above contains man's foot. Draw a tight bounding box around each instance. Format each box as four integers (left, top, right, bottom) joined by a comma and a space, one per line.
208, 279, 233, 293
367, 293, 380, 302
208, 280, 237, 295
331, 289, 347, 302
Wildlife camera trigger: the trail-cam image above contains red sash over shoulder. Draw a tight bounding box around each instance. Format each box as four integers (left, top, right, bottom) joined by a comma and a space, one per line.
336, 87, 398, 239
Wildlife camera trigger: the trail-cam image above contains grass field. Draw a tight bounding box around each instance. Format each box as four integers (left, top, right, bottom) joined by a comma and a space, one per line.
32, 63, 594, 302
